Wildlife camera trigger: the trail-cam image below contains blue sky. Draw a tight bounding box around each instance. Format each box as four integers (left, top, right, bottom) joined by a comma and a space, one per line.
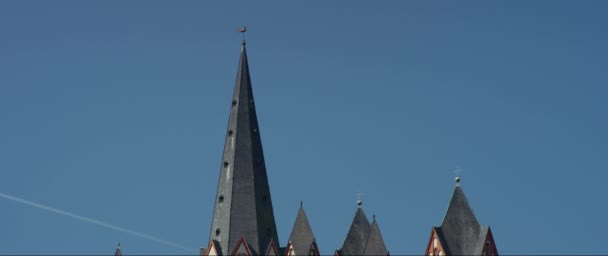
1, 1, 607, 255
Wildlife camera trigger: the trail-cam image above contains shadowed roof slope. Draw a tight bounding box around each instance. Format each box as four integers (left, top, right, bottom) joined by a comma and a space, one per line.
363, 217, 388, 256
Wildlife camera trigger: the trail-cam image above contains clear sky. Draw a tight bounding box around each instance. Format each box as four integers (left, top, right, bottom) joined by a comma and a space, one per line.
1, 1, 607, 255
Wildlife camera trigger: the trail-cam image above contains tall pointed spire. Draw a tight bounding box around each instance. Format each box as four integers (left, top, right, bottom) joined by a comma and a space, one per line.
208, 40, 279, 255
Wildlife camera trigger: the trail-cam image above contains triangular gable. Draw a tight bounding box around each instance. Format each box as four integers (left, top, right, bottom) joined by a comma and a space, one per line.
308, 239, 320, 256
205, 240, 220, 256
481, 227, 499, 255
425, 227, 448, 256
266, 238, 279, 256
285, 241, 295, 256
231, 235, 253, 256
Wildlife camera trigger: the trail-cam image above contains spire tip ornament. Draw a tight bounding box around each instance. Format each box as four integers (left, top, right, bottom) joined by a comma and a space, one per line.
356, 192, 363, 207
454, 164, 462, 186
239, 25, 247, 43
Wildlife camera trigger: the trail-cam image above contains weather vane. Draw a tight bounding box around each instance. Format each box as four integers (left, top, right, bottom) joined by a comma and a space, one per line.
239, 25, 247, 41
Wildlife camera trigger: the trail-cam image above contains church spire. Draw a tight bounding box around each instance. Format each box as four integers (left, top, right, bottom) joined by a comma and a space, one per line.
208, 40, 279, 255
436, 184, 485, 255
336, 203, 390, 256
428, 180, 497, 255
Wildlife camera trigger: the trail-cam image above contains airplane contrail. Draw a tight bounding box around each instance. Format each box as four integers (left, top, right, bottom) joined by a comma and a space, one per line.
0, 192, 194, 252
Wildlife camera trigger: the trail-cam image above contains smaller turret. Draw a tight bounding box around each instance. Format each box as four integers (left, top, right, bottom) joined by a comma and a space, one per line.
114, 242, 122, 256
286, 203, 319, 256
336, 201, 389, 256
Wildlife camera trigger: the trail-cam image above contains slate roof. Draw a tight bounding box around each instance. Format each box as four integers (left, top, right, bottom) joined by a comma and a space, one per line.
288, 206, 317, 256
363, 217, 389, 256
339, 207, 371, 255
436, 185, 488, 255
338, 206, 388, 256
208, 40, 279, 255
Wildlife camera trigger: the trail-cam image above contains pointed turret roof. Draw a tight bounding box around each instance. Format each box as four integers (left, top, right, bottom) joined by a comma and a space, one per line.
208, 40, 279, 255
114, 242, 122, 256
436, 185, 488, 255
339, 207, 371, 255
363, 216, 388, 256
288, 205, 317, 256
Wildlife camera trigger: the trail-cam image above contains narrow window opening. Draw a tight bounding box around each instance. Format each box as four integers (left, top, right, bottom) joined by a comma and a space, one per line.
232, 100, 237, 106
228, 130, 233, 136
215, 228, 220, 236
219, 195, 224, 202
223, 161, 229, 168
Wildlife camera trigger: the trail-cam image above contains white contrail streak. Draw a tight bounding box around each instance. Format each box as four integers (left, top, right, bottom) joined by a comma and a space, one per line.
0, 192, 194, 252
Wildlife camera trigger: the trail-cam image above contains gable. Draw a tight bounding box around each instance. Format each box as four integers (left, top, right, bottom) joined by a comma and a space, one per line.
204, 240, 222, 256
231, 236, 253, 256
481, 227, 499, 256
286, 242, 296, 256
266, 238, 279, 256
425, 228, 447, 256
